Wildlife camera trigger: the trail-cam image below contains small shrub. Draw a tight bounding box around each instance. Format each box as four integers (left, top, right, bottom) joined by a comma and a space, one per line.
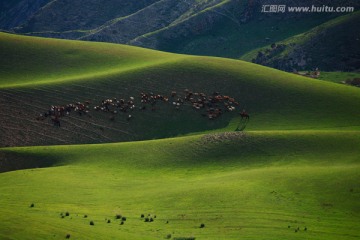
304, 227, 307, 231
120, 221, 124, 225
141, 214, 145, 218
65, 234, 71, 239
65, 212, 69, 217
84, 215, 87, 218
145, 217, 149, 222
166, 234, 172, 239
107, 219, 111, 223
115, 214, 122, 219
150, 218, 154, 222
30, 203, 34, 208
154, 215, 156, 218
200, 223, 205, 228
90, 221, 94, 226
121, 216, 127, 221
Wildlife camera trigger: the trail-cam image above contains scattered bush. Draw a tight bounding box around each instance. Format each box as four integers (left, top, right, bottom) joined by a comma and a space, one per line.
200, 223, 205, 228
166, 234, 172, 239
115, 214, 122, 219
150, 218, 154, 222
30, 203, 34, 208
145, 217, 149, 222
65, 212, 69, 217
84, 215, 87, 218
141, 214, 145, 218
304, 227, 307, 231
90, 221, 94, 226
65, 234, 71, 239
121, 217, 127, 221
154, 215, 156, 218
107, 219, 111, 223
120, 221, 124, 225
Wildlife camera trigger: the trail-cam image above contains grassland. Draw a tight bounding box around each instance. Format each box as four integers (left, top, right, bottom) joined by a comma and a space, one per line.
317, 72, 360, 84
1, 32, 360, 147
1, 131, 360, 239
0, 32, 360, 239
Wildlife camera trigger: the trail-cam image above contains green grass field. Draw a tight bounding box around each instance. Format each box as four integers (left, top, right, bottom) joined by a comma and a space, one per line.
1, 131, 360, 239
0, 32, 360, 239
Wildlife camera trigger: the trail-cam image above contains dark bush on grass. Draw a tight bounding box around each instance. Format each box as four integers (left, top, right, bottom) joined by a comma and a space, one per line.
30, 203, 34, 208
65, 234, 71, 239
154, 215, 156, 218
150, 218, 154, 222
120, 221, 124, 225
84, 215, 87, 218
115, 214, 122, 219
141, 214, 144, 218
121, 216, 127, 221
166, 234, 172, 239
90, 221, 94, 226
200, 223, 205, 228
144, 217, 149, 222
65, 212, 69, 217
107, 219, 111, 223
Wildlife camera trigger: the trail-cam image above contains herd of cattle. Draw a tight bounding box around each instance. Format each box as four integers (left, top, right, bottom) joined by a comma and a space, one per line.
36, 89, 249, 127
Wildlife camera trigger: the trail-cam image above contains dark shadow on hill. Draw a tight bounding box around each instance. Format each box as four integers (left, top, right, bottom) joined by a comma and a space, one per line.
0, 150, 63, 173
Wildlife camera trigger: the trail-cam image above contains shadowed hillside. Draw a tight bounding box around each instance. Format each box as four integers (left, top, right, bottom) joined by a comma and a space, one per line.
2, 0, 359, 61
1, 32, 360, 147
241, 11, 360, 71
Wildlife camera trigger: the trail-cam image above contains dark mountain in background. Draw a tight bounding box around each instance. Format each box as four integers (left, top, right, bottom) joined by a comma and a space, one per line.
241, 11, 360, 71
1, 0, 359, 71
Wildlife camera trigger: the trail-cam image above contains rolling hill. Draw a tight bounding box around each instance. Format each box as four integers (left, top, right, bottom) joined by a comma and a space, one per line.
2, 0, 359, 61
0, 131, 359, 239
1, 32, 360, 147
0, 28, 360, 239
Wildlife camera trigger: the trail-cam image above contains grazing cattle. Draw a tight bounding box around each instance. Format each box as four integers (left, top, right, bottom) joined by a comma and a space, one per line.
39, 89, 247, 128
240, 110, 250, 119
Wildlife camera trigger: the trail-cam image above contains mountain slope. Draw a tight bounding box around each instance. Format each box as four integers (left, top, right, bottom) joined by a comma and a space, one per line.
1, 32, 360, 147
2, 0, 359, 61
241, 11, 360, 71
0, 0, 50, 29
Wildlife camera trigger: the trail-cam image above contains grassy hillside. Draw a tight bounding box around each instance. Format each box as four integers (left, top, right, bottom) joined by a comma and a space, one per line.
5, 0, 357, 61
241, 11, 360, 71
1, 131, 360, 239
317, 72, 360, 85
1, 16, 360, 240
1, 32, 360, 147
